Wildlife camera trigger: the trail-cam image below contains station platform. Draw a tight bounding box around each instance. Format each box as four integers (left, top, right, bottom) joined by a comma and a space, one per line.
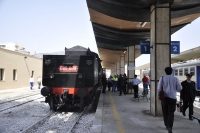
91, 89, 200, 133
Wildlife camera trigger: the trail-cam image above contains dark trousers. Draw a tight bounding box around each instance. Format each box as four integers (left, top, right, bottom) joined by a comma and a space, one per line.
38, 82, 41, 89
108, 82, 112, 91
183, 99, 194, 118
102, 84, 106, 93
119, 86, 126, 95
133, 85, 138, 97
161, 97, 176, 129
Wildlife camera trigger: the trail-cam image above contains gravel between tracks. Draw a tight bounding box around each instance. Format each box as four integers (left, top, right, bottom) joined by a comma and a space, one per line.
0, 98, 49, 133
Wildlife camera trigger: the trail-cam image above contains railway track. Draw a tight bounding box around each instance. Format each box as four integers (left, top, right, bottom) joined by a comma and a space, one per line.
67, 107, 88, 133
0, 96, 44, 112
22, 111, 56, 133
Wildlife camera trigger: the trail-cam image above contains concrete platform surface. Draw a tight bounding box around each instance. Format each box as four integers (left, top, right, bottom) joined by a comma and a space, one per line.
91, 90, 200, 133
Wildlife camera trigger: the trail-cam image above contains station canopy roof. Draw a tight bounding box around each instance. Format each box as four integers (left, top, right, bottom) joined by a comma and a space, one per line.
86, 0, 200, 69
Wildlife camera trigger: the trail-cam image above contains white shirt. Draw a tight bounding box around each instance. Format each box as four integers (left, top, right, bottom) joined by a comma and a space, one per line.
132, 78, 141, 85
37, 78, 42, 82
29, 77, 34, 82
157, 75, 182, 99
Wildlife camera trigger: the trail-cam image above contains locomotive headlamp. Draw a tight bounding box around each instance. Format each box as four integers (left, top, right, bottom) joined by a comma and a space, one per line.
45, 59, 51, 65
50, 73, 54, 78
78, 74, 82, 79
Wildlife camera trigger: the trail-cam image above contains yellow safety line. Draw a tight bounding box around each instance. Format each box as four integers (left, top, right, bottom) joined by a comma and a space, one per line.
109, 93, 126, 133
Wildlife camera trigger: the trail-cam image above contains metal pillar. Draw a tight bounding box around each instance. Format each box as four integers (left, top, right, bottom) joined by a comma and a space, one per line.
150, 3, 171, 116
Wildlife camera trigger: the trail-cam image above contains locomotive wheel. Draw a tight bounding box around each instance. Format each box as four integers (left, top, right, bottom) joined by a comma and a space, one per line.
49, 96, 57, 111
80, 97, 84, 111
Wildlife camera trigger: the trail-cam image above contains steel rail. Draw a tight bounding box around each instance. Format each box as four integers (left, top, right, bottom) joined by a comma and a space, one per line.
0, 97, 44, 112
21, 111, 56, 133
0, 93, 40, 104
67, 107, 88, 133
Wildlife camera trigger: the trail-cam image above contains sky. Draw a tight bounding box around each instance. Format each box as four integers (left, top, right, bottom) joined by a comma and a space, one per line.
0, 0, 200, 67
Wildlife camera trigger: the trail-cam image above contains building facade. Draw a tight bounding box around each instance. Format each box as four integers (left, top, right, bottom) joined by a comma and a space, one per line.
0, 48, 42, 90
0, 42, 30, 55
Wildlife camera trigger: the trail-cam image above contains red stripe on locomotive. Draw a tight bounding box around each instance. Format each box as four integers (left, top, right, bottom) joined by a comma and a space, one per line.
51, 88, 91, 95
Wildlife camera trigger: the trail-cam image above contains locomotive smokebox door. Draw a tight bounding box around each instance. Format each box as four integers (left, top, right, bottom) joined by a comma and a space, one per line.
77, 88, 86, 98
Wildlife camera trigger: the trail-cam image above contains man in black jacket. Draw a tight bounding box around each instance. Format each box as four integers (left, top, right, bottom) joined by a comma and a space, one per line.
118, 74, 126, 96
101, 73, 107, 93
180, 73, 196, 120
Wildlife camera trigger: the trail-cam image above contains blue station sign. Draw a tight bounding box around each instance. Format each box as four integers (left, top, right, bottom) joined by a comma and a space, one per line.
140, 41, 150, 54
140, 41, 180, 54
171, 41, 180, 54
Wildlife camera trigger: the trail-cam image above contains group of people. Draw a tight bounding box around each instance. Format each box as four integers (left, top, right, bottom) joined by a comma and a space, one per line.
101, 73, 150, 97
158, 67, 196, 133
29, 76, 42, 90
101, 73, 127, 96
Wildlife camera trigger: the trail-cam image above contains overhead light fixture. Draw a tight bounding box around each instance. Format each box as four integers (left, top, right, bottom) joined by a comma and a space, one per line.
140, 22, 147, 27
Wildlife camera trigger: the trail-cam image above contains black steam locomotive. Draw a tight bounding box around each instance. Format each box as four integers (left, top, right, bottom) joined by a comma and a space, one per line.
41, 47, 102, 111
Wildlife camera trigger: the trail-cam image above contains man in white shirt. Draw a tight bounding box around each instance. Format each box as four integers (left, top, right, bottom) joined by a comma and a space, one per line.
132, 75, 142, 98
37, 76, 42, 89
157, 67, 182, 133
29, 76, 34, 90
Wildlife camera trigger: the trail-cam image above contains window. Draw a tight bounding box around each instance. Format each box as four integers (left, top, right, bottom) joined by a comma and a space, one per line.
190, 67, 195, 76
179, 68, 183, 76
174, 69, 178, 76
31, 71, 34, 77
13, 69, 17, 80
0, 68, 5, 81
184, 68, 188, 76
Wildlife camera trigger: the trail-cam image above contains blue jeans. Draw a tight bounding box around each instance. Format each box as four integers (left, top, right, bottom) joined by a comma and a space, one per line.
30, 82, 33, 89
112, 82, 117, 92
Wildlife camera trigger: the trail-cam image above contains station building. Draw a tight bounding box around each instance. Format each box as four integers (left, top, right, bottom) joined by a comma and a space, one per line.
0, 48, 42, 90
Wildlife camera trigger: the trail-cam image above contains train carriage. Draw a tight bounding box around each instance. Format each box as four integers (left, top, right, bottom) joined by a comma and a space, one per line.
172, 61, 200, 95
142, 60, 200, 95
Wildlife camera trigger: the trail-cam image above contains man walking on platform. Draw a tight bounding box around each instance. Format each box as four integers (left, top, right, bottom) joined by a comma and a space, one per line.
158, 67, 182, 133
118, 74, 126, 96
29, 76, 34, 90
37, 76, 42, 89
180, 73, 196, 120
131, 75, 141, 98
142, 75, 149, 95
112, 75, 118, 92
101, 73, 107, 93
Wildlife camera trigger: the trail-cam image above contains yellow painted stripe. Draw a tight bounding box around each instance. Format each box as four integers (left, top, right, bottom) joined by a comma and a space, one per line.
109, 93, 126, 133
194, 109, 200, 115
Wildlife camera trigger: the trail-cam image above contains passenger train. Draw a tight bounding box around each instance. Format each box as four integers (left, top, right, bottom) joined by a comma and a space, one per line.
142, 60, 200, 95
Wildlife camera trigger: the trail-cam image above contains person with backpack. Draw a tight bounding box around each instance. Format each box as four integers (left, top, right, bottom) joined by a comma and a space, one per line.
157, 67, 182, 133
